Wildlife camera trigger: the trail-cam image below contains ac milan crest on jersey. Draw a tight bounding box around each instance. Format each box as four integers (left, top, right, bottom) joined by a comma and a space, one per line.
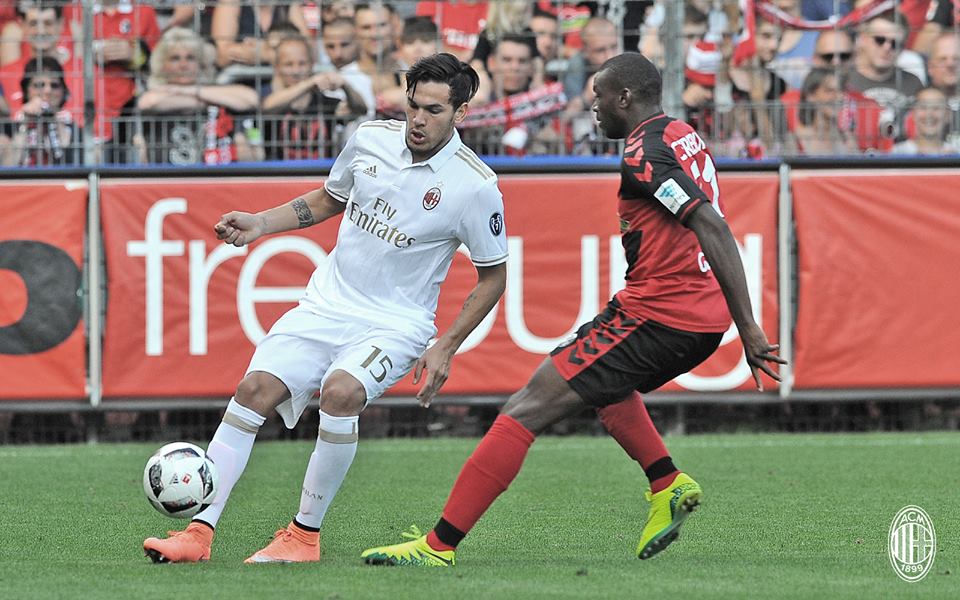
422, 187, 441, 210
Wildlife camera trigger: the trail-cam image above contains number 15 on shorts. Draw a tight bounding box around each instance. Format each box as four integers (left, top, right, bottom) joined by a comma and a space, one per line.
360, 346, 393, 383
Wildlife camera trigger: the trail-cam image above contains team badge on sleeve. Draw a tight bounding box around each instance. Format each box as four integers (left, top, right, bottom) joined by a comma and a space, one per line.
653, 178, 690, 215
489, 213, 504, 236
422, 187, 441, 210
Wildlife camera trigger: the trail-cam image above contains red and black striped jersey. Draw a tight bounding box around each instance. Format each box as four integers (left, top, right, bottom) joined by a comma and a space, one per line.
614, 113, 731, 333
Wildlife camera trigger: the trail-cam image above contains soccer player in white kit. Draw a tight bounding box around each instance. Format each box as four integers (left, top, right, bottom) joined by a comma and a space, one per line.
144, 53, 508, 564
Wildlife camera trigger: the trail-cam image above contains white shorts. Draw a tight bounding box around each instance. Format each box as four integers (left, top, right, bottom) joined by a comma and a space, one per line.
246, 304, 427, 428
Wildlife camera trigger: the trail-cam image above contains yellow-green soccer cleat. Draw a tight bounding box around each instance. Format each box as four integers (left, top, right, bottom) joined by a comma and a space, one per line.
361, 525, 455, 567
637, 472, 702, 560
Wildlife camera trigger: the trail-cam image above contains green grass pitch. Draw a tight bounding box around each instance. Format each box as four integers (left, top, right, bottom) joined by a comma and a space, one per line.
0, 432, 956, 599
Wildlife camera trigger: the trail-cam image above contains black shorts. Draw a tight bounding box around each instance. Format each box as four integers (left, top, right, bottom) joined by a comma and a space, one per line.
549, 299, 723, 408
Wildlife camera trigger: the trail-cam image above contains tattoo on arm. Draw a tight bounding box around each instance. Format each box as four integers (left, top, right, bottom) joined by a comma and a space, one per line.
461, 290, 479, 312
292, 198, 315, 228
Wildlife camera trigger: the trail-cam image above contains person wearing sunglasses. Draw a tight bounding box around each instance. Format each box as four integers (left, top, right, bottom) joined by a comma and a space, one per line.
0, 3, 82, 120
811, 29, 855, 69
779, 28, 888, 154
0, 56, 80, 166
848, 13, 923, 141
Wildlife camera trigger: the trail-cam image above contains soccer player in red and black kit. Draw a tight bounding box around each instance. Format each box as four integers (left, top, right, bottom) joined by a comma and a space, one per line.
361, 52, 786, 566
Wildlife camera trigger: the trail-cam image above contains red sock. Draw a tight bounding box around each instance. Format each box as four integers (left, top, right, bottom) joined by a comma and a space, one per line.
429, 414, 535, 549
598, 392, 679, 494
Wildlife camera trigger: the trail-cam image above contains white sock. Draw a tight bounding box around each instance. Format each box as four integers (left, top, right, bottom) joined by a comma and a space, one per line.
295, 411, 359, 529
193, 398, 266, 528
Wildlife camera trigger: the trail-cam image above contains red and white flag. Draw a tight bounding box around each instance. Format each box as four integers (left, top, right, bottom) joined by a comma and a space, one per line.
733, 0, 757, 66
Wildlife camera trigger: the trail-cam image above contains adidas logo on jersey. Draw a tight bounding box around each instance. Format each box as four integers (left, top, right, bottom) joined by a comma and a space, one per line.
362, 165, 378, 178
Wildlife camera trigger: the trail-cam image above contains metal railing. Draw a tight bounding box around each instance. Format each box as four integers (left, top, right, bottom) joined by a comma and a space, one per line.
2, 0, 957, 166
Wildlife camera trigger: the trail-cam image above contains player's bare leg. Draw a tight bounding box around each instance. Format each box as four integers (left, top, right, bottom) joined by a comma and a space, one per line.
362, 359, 587, 566
246, 370, 365, 563
144, 372, 289, 563
499, 360, 589, 434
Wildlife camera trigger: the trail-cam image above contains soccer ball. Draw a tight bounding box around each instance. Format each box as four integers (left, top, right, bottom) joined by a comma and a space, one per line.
143, 442, 219, 519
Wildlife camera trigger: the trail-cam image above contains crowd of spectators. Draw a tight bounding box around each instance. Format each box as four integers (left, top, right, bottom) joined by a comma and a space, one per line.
0, 0, 958, 166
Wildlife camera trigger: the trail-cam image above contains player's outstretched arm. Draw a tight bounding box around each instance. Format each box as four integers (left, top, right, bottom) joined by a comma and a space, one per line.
686, 203, 786, 390
414, 262, 506, 408
214, 187, 346, 247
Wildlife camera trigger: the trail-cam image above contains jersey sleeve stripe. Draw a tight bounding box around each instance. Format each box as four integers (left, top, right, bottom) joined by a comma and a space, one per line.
471, 254, 508, 266
455, 151, 493, 179
456, 147, 493, 175
676, 197, 704, 223
362, 123, 403, 131
360, 120, 403, 131
455, 149, 494, 179
324, 184, 349, 202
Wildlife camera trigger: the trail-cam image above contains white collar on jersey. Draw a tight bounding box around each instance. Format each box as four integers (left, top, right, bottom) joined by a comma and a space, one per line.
399, 122, 463, 172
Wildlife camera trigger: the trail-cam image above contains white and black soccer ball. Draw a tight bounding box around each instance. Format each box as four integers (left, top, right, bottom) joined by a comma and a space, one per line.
143, 442, 219, 519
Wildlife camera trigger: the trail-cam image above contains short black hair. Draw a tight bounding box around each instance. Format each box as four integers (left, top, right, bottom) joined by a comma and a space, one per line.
406, 52, 480, 108
17, 1, 63, 20
355, 2, 395, 16
493, 32, 535, 57
598, 52, 661, 106
401, 16, 437, 45
21, 55, 68, 101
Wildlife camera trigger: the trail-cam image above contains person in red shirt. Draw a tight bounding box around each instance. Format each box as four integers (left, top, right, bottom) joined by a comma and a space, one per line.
0, 4, 80, 118
0, 56, 81, 166
97, 0, 160, 139
360, 52, 785, 567
415, 0, 488, 61
779, 29, 889, 152
61, 0, 160, 143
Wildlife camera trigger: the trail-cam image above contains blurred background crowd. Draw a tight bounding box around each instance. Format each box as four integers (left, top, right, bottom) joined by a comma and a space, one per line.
1, 0, 958, 166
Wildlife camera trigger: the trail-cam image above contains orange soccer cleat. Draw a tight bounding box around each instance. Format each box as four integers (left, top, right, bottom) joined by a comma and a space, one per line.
144, 521, 214, 563
244, 522, 321, 564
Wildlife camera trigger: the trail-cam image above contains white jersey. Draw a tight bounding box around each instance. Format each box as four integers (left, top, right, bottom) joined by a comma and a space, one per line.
302, 119, 508, 342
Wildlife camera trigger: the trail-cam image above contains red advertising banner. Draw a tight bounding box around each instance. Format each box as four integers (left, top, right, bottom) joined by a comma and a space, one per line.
0, 181, 88, 399
101, 178, 336, 397
792, 169, 960, 388
100, 174, 779, 399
